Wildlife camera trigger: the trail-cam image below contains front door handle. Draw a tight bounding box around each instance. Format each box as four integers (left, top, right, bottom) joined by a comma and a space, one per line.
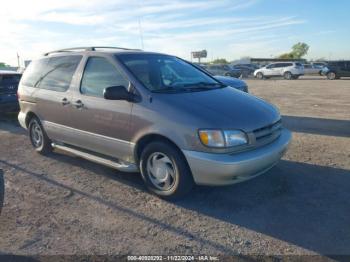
61, 98, 70, 106
72, 100, 84, 109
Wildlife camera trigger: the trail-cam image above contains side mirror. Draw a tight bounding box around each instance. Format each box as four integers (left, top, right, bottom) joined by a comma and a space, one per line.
103, 86, 134, 101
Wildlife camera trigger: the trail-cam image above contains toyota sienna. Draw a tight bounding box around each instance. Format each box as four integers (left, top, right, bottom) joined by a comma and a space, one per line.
18, 47, 291, 199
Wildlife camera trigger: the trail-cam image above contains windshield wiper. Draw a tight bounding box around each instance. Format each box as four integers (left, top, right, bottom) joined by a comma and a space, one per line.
183, 82, 224, 88
152, 87, 183, 93
152, 82, 224, 93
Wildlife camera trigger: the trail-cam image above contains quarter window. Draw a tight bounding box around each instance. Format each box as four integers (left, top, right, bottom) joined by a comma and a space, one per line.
21, 58, 49, 87
39, 55, 82, 92
81, 57, 128, 97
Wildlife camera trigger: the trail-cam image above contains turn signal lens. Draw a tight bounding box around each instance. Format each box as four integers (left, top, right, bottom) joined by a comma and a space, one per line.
199, 131, 209, 145
199, 129, 248, 148
198, 130, 225, 147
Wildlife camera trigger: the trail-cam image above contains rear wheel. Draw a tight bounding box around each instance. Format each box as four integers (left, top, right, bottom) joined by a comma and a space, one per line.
140, 141, 194, 199
256, 72, 264, 79
28, 117, 52, 154
327, 72, 336, 80
284, 71, 292, 80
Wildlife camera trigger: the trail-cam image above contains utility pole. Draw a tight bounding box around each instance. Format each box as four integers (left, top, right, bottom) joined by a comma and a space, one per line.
137, 0, 144, 50
138, 18, 144, 50
17, 53, 20, 68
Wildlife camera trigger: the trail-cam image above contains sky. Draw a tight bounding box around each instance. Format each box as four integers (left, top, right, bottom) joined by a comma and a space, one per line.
1, 0, 350, 66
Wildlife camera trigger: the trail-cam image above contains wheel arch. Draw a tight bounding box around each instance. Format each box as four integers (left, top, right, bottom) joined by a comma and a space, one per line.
25, 111, 39, 128
134, 133, 185, 165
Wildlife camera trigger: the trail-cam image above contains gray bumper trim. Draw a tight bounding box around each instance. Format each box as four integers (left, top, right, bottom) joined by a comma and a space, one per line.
183, 128, 292, 185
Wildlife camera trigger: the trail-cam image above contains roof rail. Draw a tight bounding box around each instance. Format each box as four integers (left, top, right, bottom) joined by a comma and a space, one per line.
43, 46, 142, 56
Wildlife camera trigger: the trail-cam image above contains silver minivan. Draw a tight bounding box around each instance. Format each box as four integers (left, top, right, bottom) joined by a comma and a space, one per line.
18, 47, 291, 199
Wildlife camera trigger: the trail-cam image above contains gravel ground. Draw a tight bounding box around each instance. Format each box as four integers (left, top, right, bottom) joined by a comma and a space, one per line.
0, 76, 349, 259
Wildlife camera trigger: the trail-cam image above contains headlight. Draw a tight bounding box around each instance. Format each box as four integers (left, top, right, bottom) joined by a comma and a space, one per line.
199, 129, 248, 148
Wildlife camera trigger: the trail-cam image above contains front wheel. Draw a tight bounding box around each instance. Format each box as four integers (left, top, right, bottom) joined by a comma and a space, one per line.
28, 117, 52, 154
327, 72, 336, 80
284, 71, 292, 80
140, 141, 194, 199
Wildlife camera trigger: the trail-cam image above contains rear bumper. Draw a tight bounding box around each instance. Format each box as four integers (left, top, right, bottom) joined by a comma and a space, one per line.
183, 128, 292, 186
18, 111, 27, 129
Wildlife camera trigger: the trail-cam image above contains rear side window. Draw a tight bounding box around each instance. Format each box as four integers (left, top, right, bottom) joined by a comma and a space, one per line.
81, 57, 128, 97
21, 58, 49, 87
0, 74, 21, 85
39, 56, 82, 92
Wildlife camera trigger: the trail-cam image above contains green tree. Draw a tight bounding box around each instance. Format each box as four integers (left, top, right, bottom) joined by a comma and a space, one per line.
278, 42, 309, 59
212, 58, 229, 64
0, 62, 9, 68
278, 53, 295, 59
291, 42, 309, 58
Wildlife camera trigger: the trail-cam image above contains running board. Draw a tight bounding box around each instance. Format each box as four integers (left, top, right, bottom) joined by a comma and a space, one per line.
51, 143, 138, 173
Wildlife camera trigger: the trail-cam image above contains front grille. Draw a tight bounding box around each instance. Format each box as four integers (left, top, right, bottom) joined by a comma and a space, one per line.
253, 119, 282, 143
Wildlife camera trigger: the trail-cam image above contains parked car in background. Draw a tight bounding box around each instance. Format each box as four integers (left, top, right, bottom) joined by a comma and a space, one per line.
18, 46, 291, 199
193, 64, 248, 93
231, 65, 254, 78
214, 75, 248, 93
0, 70, 22, 113
311, 62, 327, 69
234, 63, 260, 70
205, 64, 241, 78
254, 62, 304, 80
321, 61, 350, 80
303, 64, 322, 75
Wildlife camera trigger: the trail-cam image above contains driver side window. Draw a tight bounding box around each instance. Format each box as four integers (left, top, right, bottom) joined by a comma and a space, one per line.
160, 65, 176, 85
81, 57, 128, 97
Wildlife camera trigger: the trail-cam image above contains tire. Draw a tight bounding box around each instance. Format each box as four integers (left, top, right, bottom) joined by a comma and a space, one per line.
28, 117, 52, 154
327, 72, 336, 80
139, 141, 194, 199
284, 71, 292, 80
256, 72, 264, 80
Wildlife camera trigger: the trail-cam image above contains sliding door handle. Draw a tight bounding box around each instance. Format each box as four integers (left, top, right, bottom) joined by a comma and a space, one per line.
61, 98, 70, 106
72, 100, 84, 109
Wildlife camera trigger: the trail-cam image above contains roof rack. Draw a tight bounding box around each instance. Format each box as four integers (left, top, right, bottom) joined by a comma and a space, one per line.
43, 46, 142, 56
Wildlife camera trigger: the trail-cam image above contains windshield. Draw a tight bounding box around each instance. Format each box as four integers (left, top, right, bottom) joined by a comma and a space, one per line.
117, 54, 222, 92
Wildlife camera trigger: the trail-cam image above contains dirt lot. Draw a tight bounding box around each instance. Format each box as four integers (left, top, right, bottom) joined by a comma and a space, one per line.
0, 76, 349, 259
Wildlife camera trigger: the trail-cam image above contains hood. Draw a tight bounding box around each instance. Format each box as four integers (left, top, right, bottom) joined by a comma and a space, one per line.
155, 87, 280, 132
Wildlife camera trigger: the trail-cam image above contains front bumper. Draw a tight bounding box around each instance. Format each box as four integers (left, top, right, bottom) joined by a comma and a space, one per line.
183, 128, 292, 185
